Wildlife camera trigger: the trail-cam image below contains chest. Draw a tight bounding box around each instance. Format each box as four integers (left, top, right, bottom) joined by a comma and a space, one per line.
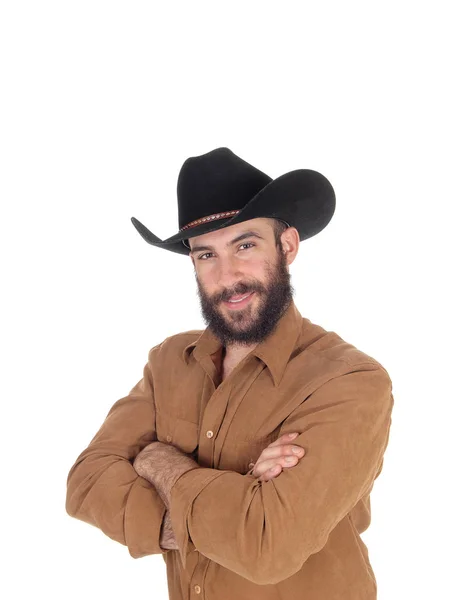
211, 347, 236, 385
220, 360, 236, 383
152, 349, 330, 475
154, 358, 284, 473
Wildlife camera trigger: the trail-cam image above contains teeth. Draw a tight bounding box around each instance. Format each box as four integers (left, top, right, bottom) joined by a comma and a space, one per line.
228, 293, 251, 303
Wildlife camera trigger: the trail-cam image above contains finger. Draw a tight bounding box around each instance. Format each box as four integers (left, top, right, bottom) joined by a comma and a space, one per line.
251, 433, 304, 479
259, 464, 282, 482
260, 443, 305, 461
267, 432, 299, 447
254, 455, 299, 479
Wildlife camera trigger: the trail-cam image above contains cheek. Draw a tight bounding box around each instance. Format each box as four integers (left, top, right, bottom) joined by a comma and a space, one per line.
251, 260, 271, 281
238, 262, 267, 286
195, 267, 218, 291
196, 258, 266, 287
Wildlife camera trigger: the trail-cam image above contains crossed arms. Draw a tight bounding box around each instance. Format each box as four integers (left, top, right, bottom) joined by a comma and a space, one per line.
66, 355, 393, 584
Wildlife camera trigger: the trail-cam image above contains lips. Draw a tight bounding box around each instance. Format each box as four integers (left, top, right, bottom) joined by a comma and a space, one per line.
223, 291, 255, 309
227, 293, 251, 303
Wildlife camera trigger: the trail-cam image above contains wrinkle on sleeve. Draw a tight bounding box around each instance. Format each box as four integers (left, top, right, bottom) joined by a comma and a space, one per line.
66, 348, 169, 558
169, 364, 394, 584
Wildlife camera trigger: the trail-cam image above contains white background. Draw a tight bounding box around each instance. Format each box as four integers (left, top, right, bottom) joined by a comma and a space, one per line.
1, 1, 468, 599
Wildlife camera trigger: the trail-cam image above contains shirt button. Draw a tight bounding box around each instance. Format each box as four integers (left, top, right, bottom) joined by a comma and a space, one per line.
194, 585, 201, 594
248, 462, 255, 469
166, 435, 172, 442
206, 430, 214, 438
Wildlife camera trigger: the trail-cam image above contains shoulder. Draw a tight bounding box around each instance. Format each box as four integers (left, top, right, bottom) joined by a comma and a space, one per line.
147, 329, 204, 365
299, 317, 391, 378
281, 318, 394, 408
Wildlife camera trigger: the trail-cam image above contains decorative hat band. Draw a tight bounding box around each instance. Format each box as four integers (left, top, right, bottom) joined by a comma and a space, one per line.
179, 209, 241, 232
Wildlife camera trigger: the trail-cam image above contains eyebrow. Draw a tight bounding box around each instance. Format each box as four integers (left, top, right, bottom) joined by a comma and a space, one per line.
190, 231, 264, 254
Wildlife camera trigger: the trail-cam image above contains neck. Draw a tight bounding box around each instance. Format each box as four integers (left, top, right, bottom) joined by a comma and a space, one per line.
223, 342, 257, 365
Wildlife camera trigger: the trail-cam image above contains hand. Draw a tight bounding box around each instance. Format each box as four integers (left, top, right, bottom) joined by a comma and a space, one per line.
250, 432, 305, 482
133, 441, 200, 508
160, 511, 179, 551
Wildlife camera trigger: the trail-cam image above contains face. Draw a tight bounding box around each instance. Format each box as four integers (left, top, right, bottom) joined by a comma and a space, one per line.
189, 218, 298, 346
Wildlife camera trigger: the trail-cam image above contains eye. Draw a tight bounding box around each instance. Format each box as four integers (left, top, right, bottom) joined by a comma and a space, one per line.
239, 242, 255, 251
197, 242, 255, 261
198, 252, 214, 261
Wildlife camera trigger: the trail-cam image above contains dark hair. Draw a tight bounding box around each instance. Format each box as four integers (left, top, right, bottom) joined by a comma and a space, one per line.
271, 218, 289, 249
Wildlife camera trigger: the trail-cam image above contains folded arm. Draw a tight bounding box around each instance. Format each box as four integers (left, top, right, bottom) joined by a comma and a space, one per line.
65, 347, 169, 558
169, 364, 394, 584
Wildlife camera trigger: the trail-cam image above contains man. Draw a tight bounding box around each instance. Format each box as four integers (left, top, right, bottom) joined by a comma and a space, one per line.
66, 147, 394, 599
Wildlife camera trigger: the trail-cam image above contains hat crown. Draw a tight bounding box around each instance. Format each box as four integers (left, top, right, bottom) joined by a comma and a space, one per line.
176, 147, 272, 230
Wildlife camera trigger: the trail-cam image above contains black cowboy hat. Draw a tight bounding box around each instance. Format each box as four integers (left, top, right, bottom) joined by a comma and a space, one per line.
131, 147, 335, 256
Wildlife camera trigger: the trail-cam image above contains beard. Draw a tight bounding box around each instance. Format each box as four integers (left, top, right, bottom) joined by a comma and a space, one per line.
195, 248, 295, 346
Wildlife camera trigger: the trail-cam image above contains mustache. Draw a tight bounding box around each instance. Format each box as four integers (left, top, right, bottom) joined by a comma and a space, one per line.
214, 282, 265, 303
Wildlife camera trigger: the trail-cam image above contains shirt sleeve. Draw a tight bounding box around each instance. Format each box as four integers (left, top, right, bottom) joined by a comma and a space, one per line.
65, 346, 169, 558
169, 363, 394, 584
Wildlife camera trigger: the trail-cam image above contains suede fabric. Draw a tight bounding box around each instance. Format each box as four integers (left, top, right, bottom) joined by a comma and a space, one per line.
66, 300, 394, 599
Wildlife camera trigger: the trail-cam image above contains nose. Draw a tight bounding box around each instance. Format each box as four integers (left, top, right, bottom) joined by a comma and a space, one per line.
215, 256, 244, 290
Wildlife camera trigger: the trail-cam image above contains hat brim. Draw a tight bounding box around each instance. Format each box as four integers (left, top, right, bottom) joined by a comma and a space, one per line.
131, 168, 335, 256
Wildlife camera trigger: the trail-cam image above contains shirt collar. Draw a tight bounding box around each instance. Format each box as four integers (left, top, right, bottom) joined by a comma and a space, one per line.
182, 300, 304, 387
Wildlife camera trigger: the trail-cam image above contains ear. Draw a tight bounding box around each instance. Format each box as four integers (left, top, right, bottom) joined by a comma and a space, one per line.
281, 227, 300, 266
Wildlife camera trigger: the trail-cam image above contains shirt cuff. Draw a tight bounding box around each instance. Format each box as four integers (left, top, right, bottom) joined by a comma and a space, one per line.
169, 467, 227, 568
124, 477, 169, 558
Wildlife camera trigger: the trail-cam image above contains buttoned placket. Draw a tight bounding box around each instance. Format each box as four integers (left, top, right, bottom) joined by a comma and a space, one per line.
184, 349, 266, 598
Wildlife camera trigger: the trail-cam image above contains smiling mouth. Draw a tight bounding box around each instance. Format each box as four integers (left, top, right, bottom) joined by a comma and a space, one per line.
227, 293, 252, 303
222, 291, 255, 308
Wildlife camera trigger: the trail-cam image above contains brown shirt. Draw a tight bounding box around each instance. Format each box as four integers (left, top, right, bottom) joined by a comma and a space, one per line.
66, 300, 394, 599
